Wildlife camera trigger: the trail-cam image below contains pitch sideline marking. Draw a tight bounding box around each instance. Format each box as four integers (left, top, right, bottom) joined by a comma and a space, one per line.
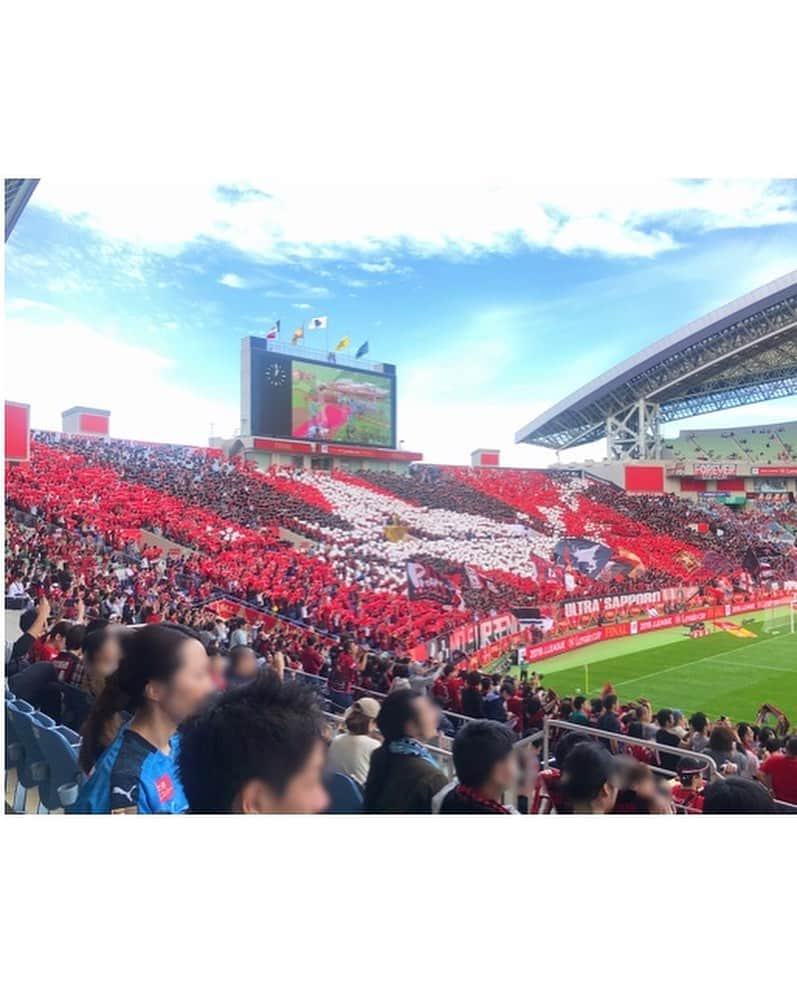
611, 630, 796, 690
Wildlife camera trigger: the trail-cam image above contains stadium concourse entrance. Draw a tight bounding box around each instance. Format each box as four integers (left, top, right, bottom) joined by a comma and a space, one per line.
311, 455, 332, 470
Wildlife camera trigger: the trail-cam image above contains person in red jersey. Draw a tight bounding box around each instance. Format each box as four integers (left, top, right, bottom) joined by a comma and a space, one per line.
299, 636, 324, 676
671, 755, 706, 813
327, 640, 359, 710
759, 736, 797, 806
444, 663, 464, 713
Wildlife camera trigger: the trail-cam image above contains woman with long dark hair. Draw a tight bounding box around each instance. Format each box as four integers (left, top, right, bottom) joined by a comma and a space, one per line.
71, 624, 214, 814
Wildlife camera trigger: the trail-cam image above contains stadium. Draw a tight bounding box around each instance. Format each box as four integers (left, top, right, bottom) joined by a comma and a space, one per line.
5, 181, 797, 816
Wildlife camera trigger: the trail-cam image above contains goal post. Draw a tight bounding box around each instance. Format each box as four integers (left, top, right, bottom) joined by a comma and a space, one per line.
762, 597, 797, 635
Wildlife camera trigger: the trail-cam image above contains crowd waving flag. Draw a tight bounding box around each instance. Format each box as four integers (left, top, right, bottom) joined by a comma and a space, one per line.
308, 315, 328, 330
406, 560, 464, 609
356, 340, 369, 358
291, 326, 304, 345
554, 538, 613, 579
334, 336, 350, 352
266, 320, 280, 339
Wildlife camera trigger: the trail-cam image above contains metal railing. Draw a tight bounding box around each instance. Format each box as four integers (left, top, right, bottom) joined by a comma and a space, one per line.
540, 718, 722, 781
285, 667, 475, 745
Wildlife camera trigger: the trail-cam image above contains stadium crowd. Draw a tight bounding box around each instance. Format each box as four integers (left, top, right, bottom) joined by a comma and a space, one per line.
6, 431, 797, 815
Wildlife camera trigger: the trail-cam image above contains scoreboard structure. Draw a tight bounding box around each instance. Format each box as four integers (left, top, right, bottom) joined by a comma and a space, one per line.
241, 336, 398, 449
237, 337, 418, 471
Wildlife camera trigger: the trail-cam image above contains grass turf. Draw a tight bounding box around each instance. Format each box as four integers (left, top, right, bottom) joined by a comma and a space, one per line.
510, 608, 797, 724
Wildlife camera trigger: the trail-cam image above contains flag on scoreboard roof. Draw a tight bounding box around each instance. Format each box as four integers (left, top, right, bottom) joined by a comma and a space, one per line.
356, 340, 369, 358
291, 326, 304, 345
334, 336, 350, 352
266, 321, 280, 339
308, 315, 328, 330
406, 560, 464, 609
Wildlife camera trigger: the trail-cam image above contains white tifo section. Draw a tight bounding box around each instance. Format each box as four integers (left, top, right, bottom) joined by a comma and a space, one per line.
275, 471, 593, 590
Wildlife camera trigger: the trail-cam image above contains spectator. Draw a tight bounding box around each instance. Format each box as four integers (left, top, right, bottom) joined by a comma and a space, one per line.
207, 645, 228, 690
704, 724, 747, 777
654, 708, 682, 772
327, 640, 359, 710
688, 712, 711, 752
570, 695, 589, 726
597, 693, 622, 750
438, 720, 519, 814
735, 722, 760, 778
53, 623, 87, 687
7, 597, 50, 674
363, 689, 448, 813
671, 755, 707, 812
703, 777, 776, 814
73, 623, 214, 813
227, 645, 259, 687
460, 670, 484, 718
482, 681, 513, 724
326, 697, 382, 788
759, 735, 797, 806
178, 672, 329, 813
299, 636, 324, 676
58, 626, 125, 734
560, 742, 622, 814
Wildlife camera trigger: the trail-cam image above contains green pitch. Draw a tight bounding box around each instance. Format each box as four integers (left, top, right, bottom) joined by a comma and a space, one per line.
511, 609, 797, 724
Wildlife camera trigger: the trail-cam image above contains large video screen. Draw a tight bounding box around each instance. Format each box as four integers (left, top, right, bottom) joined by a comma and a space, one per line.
290, 360, 394, 446
244, 340, 396, 448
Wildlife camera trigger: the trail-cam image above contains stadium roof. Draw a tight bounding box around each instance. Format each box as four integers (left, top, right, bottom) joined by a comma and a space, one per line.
515, 270, 797, 451
5, 179, 39, 242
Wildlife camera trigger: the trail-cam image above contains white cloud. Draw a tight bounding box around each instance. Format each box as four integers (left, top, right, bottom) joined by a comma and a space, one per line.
218, 272, 249, 289
5, 309, 239, 445
30, 180, 797, 266
292, 302, 311, 309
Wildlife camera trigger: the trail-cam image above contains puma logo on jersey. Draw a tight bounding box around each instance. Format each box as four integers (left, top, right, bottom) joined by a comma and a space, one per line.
112, 784, 138, 805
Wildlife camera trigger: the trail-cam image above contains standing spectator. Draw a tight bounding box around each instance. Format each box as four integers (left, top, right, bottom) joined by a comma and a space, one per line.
704, 724, 747, 777
328, 641, 359, 711
73, 624, 214, 813
570, 695, 590, 726
560, 742, 622, 814
460, 670, 484, 718
363, 690, 448, 813
597, 694, 622, 751
227, 645, 259, 687
654, 708, 683, 773
482, 681, 514, 724
7, 597, 50, 674
759, 735, 797, 806
326, 698, 381, 788
438, 720, 520, 814
299, 636, 324, 676
735, 722, 760, 778
178, 672, 329, 813
53, 623, 87, 687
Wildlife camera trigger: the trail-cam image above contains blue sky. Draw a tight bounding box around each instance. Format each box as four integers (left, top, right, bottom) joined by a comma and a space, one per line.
5, 180, 797, 465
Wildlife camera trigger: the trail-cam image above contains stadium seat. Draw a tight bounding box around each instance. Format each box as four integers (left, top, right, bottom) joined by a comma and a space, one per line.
35, 723, 85, 811
5, 693, 27, 811
323, 772, 364, 814
7, 703, 54, 810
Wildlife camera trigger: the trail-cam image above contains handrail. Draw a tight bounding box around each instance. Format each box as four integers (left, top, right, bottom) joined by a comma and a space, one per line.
286, 667, 475, 731
540, 717, 722, 781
